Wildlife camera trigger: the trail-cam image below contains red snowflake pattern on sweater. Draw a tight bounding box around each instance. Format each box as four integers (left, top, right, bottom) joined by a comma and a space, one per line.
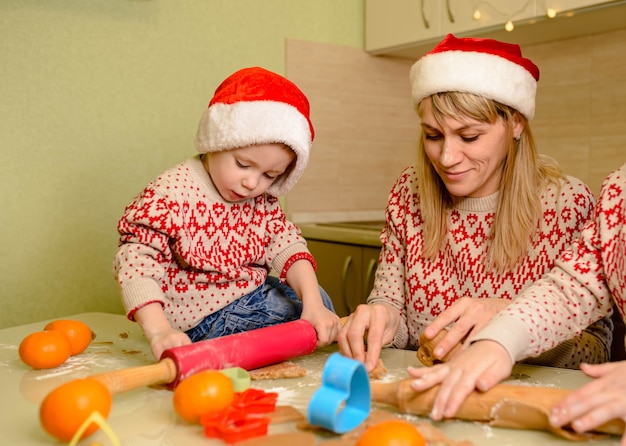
368, 165, 596, 351
476, 162, 626, 361
113, 156, 314, 331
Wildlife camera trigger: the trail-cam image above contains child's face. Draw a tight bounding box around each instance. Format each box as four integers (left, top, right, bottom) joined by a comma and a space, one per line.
206, 143, 295, 202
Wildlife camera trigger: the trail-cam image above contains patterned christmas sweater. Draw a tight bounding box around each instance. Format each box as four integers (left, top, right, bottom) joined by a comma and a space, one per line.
368, 165, 608, 365
474, 162, 626, 361
113, 155, 314, 332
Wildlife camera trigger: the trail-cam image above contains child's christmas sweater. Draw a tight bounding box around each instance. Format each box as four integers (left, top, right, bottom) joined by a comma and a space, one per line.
113, 155, 313, 332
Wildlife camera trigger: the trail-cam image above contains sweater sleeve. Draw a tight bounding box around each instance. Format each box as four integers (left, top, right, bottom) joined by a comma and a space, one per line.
113, 185, 175, 319
262, 195, 315, 281
367, 168, 413, 349
472, 200, 615, 363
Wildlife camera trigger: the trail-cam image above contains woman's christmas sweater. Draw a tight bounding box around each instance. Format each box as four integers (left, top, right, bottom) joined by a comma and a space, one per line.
113, 155, 314, 332
369, 165, 611, 367
474, 162, 626, 361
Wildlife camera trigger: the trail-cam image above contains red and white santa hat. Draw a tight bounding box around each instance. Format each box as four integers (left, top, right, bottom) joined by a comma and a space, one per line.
195, 66, 314, 196
410, 34, 540, 120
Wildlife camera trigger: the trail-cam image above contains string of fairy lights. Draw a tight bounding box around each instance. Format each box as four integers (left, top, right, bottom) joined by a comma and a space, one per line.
442, 0, 616, 32
419, 1, 623, 34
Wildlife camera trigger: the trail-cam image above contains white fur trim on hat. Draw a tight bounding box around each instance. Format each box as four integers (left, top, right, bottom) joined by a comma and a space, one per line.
410, 36, 539, 119
195, 100, 311, 196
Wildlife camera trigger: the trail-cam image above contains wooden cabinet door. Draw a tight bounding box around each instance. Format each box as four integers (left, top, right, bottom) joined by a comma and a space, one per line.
346, 246, 381, 312
307, 240, 382, 317
365, 0, 443, 52
307, 240, 361, 317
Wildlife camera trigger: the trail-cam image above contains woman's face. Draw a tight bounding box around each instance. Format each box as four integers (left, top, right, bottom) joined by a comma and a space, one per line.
420, 98, 520, 198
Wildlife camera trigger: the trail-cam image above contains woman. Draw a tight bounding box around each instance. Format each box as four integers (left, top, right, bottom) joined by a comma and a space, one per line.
408, 162, 626, 443
337, 34, 611, 373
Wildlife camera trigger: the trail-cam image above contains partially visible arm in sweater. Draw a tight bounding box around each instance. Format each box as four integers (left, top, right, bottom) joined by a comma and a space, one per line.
473, 213, 614, 362
285, 259, 341, 346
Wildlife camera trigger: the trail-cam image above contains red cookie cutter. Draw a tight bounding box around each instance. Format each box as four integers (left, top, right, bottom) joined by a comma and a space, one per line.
201, 388, 278, 443
231, 388, 278, 414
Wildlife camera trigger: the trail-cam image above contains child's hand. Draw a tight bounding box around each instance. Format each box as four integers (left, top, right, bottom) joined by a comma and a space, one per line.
300, 305, 341, 347
549, 361, 626, 442
408, 340, 513, 420
147, 328, 192, 360
134, 303, 192, 359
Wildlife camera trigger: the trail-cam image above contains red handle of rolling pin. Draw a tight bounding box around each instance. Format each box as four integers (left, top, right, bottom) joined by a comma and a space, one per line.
160, 319, 317, 388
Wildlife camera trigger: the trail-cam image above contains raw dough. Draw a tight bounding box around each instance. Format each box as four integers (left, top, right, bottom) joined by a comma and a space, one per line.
249, 361, 307, 380
416, 329, 462, 366
235, 432, 316, 446
311, 409, 473, 445
369, 358, 387, 380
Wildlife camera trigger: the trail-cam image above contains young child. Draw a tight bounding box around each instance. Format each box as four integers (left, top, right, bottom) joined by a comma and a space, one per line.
113, 67, 341, 359
408, 162, 626, 442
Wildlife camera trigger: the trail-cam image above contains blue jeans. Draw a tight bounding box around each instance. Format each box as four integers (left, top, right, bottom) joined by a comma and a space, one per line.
185, 276, 335, 342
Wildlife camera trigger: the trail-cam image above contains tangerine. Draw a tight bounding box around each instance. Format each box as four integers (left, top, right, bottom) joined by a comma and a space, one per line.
357, 419, 426, 446
173, 370, 234, 423
18, 330, 72, 369
44, 319, 93, 355
39, 378, 112, 441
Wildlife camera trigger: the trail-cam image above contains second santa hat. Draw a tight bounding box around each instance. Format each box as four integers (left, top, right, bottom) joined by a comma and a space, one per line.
410, 34, 540, 120
195, 66, 314, 196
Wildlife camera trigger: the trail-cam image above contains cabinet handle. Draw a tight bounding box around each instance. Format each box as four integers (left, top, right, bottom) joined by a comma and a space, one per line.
446, 0, 455, 23
364, 258, 378, 302
420, 0, 430, 29
341, 256, 353, 314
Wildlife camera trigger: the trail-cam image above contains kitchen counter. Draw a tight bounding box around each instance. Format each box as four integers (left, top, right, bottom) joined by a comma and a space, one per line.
298, 222, 383, 247
0, 312, 620, 445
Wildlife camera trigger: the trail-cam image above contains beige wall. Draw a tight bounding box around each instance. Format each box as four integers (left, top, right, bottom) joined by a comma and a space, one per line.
4, 1, 625, 330
286, 40, 417, 222
285, 30, 626, 223
0, 1, 363, 328
527, 30, 626, 194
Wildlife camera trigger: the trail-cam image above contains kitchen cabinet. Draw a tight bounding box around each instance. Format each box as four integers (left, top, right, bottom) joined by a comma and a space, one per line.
445, 0, 537, 35
365, 0, 443, 53
307, 240, 381, 317
365, 0, 626, 59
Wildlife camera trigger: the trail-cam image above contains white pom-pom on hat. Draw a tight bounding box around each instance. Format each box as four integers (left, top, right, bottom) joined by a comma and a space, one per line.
196, 66, 314, 196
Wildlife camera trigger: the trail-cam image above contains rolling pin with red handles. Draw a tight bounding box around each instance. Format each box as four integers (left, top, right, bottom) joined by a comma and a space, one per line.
371, 378, 625, 440
89, 319, 317, 393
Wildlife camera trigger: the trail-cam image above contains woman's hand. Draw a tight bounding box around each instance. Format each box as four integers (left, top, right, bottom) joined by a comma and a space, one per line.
549, 361, 626, 445
408, 340, 513, 420
422, 297, 510, 362
336, 303, 400, 372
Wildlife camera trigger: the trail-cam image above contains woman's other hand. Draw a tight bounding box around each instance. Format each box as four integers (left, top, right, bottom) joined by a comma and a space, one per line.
422, 297, 510, 362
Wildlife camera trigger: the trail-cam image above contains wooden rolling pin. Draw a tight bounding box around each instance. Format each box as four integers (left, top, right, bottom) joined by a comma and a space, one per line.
371, 378, 625, 440
90, 319, 317, 393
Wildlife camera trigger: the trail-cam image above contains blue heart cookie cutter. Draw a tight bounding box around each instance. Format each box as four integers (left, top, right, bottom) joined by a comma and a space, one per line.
307, 352, 371, 433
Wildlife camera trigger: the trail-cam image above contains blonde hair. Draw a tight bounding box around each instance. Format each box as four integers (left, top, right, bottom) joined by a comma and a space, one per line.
416, 92, 564, 272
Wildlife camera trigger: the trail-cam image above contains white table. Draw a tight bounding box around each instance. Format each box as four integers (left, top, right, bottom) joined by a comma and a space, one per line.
0, 312, 619, 445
